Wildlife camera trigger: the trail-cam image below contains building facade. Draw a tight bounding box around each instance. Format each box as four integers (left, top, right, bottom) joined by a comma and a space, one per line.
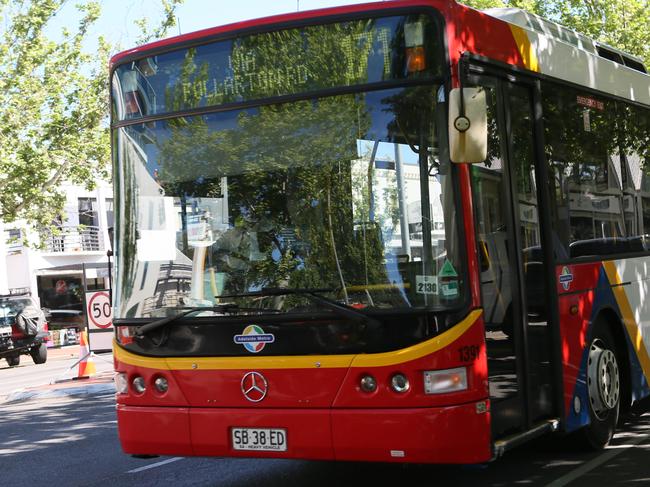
0, 181, 113, 323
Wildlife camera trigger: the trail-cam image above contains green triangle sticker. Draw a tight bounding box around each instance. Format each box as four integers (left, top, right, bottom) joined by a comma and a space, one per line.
439, 259, 458, 278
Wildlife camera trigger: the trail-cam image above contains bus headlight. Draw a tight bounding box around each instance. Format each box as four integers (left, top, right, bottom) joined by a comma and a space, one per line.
423, 367, 468, 394
115, 372, 128, 394
132, 376, 146, 394
360, 374, 377, 393
390, 373, 410, 393
154, 376, 169, 393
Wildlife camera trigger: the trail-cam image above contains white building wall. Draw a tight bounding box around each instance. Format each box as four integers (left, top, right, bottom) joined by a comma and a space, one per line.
5, 253, 31, 289
0, 179, 114, 304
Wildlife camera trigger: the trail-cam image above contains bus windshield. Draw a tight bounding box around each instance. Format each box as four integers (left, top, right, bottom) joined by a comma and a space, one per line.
111, 11, 465, 319
114, 84, 465, 318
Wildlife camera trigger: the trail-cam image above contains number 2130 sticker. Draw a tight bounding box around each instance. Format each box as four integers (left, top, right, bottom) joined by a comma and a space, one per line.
415, 275, 438, 295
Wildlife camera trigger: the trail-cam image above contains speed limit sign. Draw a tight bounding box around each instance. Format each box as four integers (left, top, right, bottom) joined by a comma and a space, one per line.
85, 291, 113, 329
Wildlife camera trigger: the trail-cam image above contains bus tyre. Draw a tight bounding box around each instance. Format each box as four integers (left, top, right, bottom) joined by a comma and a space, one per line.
7, 355, 20, 367
31, 343, 47, 364
580, 324, 620, 450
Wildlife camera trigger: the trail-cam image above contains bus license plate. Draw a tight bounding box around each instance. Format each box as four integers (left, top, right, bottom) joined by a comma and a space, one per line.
231, 428, 287, 451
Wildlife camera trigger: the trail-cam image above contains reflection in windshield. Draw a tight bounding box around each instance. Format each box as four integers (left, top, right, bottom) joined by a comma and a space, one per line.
114, 86, 463, 318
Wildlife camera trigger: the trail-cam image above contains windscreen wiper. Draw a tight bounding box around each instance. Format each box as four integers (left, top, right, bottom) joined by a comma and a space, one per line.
135, 303, 279, 337
136, 288, 381, 337
219, 287, 382, 328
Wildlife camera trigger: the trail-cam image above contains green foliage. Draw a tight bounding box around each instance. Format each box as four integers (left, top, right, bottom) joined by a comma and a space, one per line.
134, 0, 185, 45
461, 0, 505, 9
0, 1, 109, 230
0, 0, 184, 234
461, 0, 650, 65
155, 93, 382, 294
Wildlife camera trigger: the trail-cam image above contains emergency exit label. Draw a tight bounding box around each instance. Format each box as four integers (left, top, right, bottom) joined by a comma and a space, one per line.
85, 291, 113, 329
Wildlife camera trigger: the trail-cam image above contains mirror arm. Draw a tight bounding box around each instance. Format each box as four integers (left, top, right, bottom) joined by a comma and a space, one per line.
454, 57, 471, 133
459, 62, 466, 116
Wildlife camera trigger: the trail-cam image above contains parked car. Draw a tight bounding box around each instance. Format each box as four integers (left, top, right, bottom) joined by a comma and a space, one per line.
64, 327, 79, 345
0, 294, 49, 367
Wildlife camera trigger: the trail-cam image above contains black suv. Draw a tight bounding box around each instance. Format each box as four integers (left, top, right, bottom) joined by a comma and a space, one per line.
0, 294, 49, 367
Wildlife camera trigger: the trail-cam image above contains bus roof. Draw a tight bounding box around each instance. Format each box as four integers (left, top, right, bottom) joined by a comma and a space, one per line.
485, 8, 647, 73
482, 7, 649, 106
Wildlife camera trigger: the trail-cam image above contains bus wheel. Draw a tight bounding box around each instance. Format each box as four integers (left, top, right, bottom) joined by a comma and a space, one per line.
580, 323, 620, 449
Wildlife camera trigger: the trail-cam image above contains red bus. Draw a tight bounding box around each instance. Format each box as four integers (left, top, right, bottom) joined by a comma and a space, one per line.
111, 0, 650, 463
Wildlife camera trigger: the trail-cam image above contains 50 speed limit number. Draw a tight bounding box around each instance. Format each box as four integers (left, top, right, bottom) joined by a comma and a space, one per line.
86, 291, 113, 329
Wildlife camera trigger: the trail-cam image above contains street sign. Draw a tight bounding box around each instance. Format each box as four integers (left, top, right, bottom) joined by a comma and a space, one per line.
85, 290, 113, 353
86, 291, 112, 329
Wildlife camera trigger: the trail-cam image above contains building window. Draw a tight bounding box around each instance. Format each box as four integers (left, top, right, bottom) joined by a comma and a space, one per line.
78, 198, 99, 227
105, 198, 114, 228
5, 228, 23, 254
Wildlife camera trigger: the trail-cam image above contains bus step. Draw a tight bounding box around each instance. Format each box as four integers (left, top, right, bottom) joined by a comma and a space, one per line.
493, 418, 560, 458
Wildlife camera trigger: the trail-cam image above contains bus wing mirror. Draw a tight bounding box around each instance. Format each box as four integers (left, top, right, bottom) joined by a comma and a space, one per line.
448, 87, 487, 163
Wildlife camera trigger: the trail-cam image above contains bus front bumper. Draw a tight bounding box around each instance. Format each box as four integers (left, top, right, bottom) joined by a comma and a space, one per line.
117, 401, 491, 464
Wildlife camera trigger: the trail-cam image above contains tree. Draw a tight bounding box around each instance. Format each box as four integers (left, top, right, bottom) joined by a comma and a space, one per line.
461, 0, 650, 66
0, 0, 183, 235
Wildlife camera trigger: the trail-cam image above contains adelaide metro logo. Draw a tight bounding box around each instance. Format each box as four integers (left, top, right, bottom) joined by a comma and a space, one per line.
559, 266, 574, 291
233, 325, 275, 353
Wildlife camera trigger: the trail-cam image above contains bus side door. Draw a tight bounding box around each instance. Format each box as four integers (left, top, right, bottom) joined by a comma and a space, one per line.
469, 74, 557, 439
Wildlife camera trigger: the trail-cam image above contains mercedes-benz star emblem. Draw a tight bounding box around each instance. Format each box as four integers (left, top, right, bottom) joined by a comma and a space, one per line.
241, 371, 268, 403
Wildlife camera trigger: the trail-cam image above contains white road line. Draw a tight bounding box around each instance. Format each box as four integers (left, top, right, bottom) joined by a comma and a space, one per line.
127, 457, 184, 474
544, 432, 650, 487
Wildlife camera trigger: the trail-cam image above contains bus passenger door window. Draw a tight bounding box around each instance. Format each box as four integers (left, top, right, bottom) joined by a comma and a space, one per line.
471, 79, 556, 437
506, 84, 554, 422
470, 83, 524, 436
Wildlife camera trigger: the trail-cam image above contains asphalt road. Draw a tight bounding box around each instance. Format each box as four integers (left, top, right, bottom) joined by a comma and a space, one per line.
0, 346, 114, 400
1, 392, 649, 487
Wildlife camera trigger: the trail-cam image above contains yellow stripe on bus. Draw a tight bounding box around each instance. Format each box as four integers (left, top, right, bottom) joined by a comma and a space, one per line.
602, 261, 650, 381
351, 309, 481, 368
509, 24, 540, 72
113, 309, 482, 371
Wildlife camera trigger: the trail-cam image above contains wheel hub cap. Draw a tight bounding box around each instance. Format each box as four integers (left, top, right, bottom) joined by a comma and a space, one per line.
587, 340, 620, 420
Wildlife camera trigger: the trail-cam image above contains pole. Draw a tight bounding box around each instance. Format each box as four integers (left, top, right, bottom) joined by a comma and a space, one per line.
107, 249, 113, 306
395, 143, 411, 258
81, 263, 90, 350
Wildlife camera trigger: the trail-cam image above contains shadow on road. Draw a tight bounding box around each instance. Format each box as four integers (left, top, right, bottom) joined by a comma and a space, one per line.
0, 394, 116, 458
186, 413, 650, 487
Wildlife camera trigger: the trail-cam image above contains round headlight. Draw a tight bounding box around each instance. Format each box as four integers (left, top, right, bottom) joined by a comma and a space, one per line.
132, 376, 146, 394
360, 375, 377, 393
154, 376, 169, 393
390, 373, 410, 393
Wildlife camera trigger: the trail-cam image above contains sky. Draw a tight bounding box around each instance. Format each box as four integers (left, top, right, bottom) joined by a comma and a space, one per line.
52, 0, 380, 54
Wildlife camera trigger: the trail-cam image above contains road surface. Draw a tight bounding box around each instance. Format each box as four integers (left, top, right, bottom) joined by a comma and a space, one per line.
1, 391, 648, 487
0, 345, 113, 400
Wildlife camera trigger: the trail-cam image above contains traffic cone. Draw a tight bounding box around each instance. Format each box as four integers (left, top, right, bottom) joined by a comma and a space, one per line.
77, 330, 96, 378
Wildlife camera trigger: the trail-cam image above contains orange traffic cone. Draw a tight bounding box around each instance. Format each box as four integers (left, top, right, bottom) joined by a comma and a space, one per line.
77, 330, 96, 378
